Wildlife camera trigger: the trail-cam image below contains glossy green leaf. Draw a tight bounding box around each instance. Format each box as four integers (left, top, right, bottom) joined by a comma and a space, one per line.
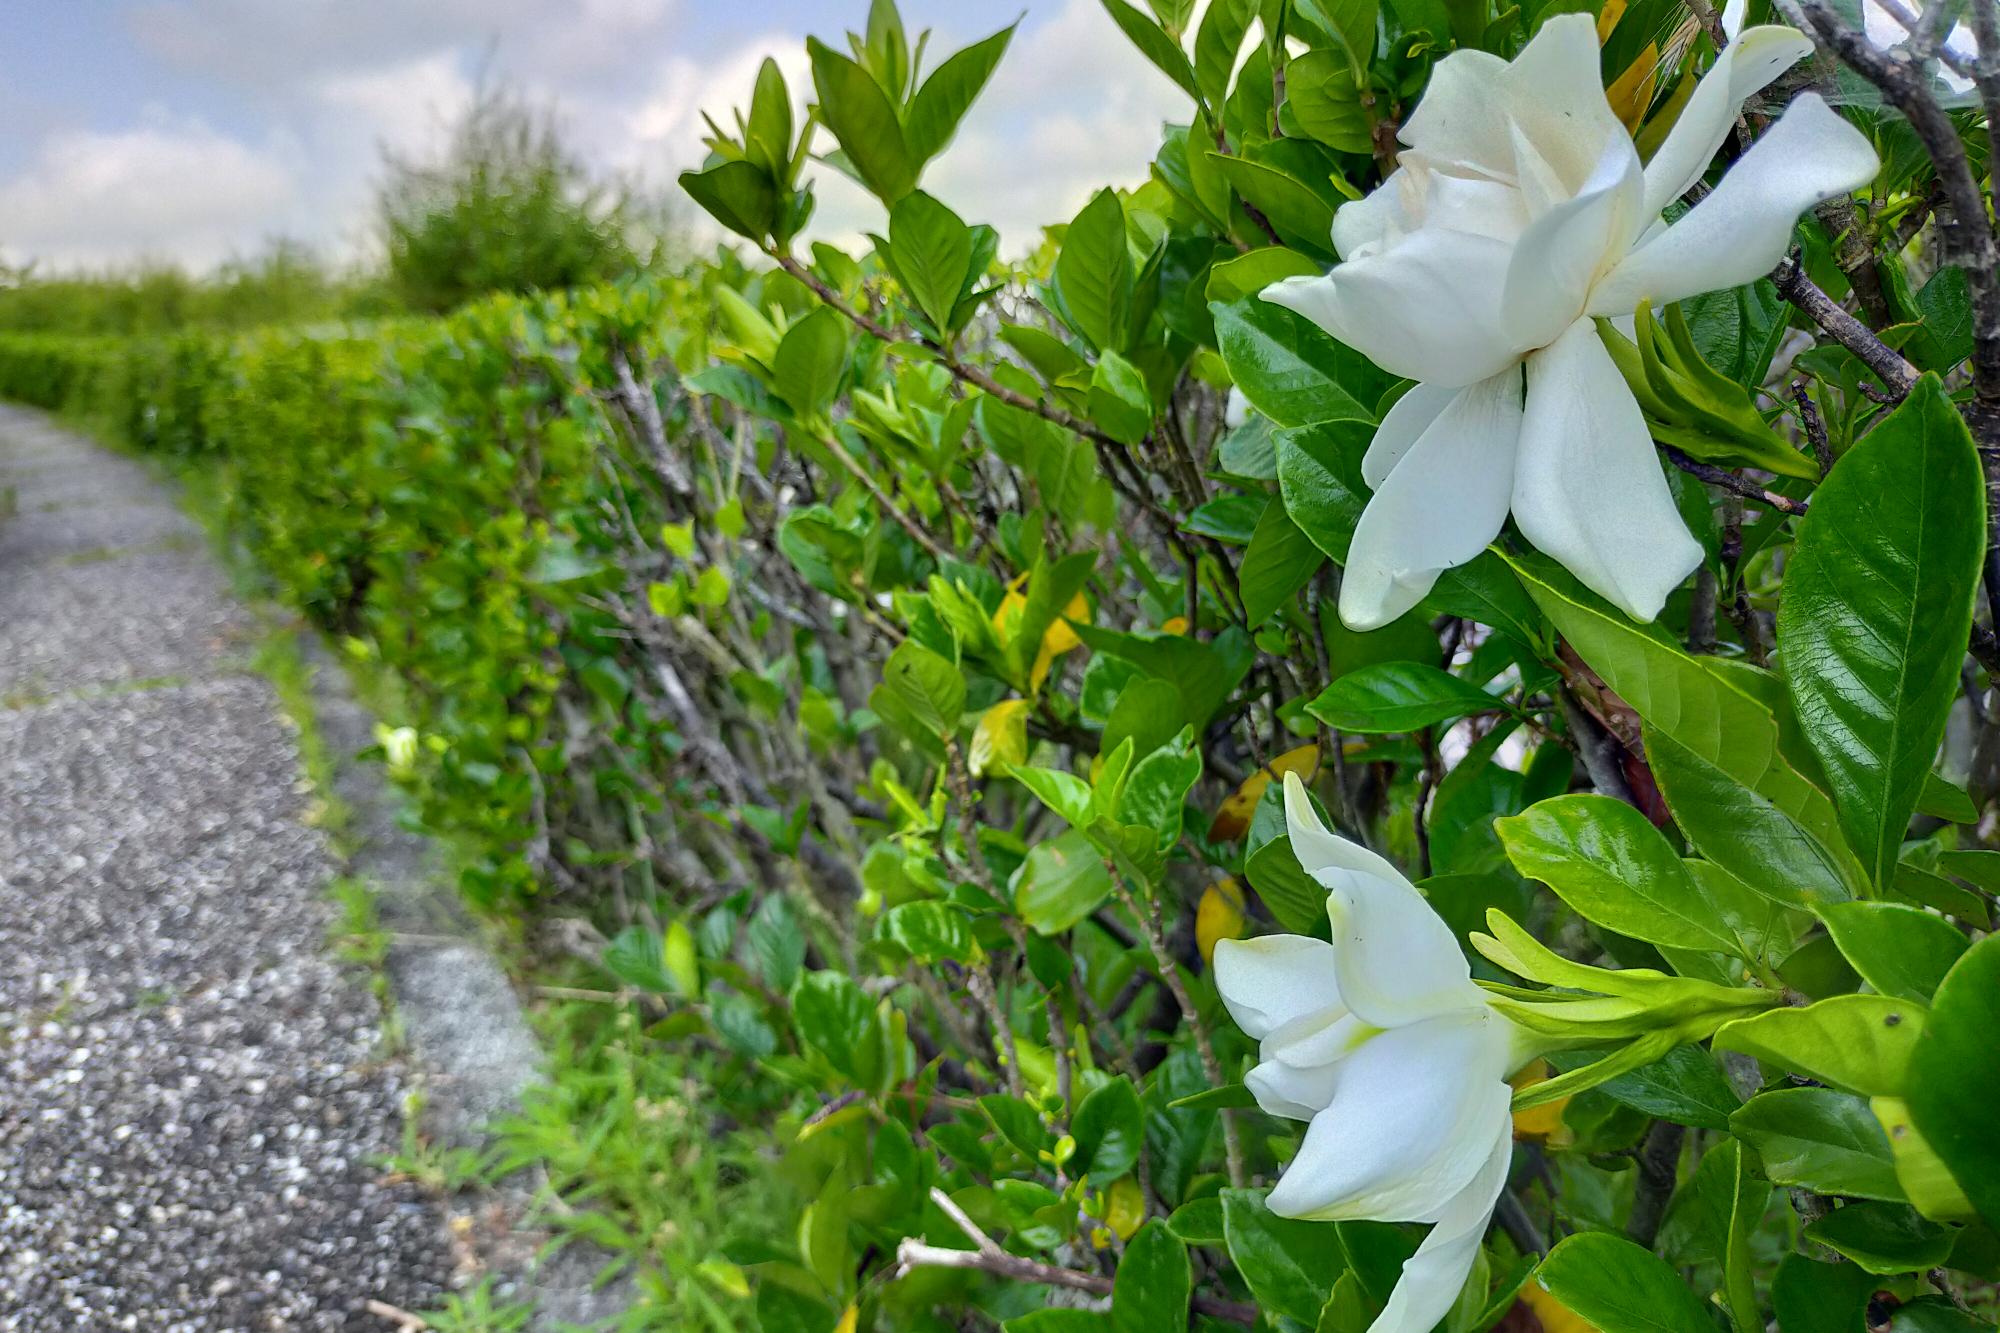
1731, 1087, 1905, 1201
1497, 794, 1741, 955
1275, 419, 1373, 562
1906, 936, 2000, 1228
884, 191, 973, 334
1819, 901, 1969, 1002
1013, 828, 1115, 934
1306, 661, 1501, 733
1073, 1077, 1146, 1182
1112, 1221, 1191, 1331
1772, 1253, 1876, 1333
1777, 375, 1984, 888
1208, 154, 1338, 258
1532, 1231, 1714, 1332
1053, 189, 1133, 354
1714, 994, 1925, 1097
678, 160, 778, 242
1806, 1200, 1954, 1274
808, 37, 917, 202
1099, 0, 1201, 100
1213, 295, 1384, 428
772, 306, 849, 420
903, 22, 1017, 166
1238, 498, 1327, 625
879, 639, 965, 737
1220, 1188, 1346, 1324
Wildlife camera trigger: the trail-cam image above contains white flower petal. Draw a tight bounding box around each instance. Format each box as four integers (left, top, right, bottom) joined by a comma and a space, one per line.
1512, 320, 1703, 622
1282, 775, 1485, 1026
1212, 934, 1344, 1042
1501, 137, 1646, 351
1333, 167, 1421, 261
1266, 1008, 1513, 1223
1366, 1111, 1516, 1333
1639, 23, 1816, 218
1400, 16, 1622, 196
1263, 226, 1520, 388
1339, 366, 1524, 631
1590, 93, 1880, 315
1244, 1006, 1373, 1120
1246, 1058, 1340, 1121
1362, 383, 1459, 489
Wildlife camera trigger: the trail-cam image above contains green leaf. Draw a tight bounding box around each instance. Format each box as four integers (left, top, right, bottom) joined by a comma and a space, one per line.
1112, 1222, 1191, 1332
1714, 994, 1925, 1097
1089, 349, 1155, 444
1306, 661, 1501, 734
793, 970, 883, 1089
1053, 189, 1133, 355
1906, 935, 2000, 1229
1099, 0, 1202, 100
1213, 295, 1384, 428
1777, 375, 1985, 888
1280, 50, 1375, 152
904, 22, 1018, 166
603, 925, 677, 993
1238, 498, 1326, 625
678, 160, 778, 242
1296, 0, 1379, 78
1193, 0, 1254, 105
808, 37, 917, 202
1532, 1231, 1715, 1332
877, 901, 978, 965
1819, 901, 1969, 1002
744, 57, 794, 176
1646, 723, 1858, 908
1207, 246, 1320, 305
1510, 553, 1863, 902
1497, 795, 1742, 955
1208, 154, 1339, 258
1772, 1254, 1877, 1333
1806, 1201, 1955, 1274
885, 191, 973, 334
1731, 1087, 1905, 1201
1581, 1042, 1742, 1130
773, 306, 849, 420
1073, 1078, 1146, 1182
1117, 729, 1203, 850
1013, 828, 1116, 934
1013, 765, 1095, 828
1275, 420, 1372, 562
1220, 1188, 1346, 1324
880, 639, 965, 737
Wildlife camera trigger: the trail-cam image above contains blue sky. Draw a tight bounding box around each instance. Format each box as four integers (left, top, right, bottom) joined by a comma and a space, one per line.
0, 1, 1184, 272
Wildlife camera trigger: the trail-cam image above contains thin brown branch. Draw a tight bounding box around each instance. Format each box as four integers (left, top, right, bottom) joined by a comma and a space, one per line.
1107, 865, 1246, 1188
1791, 379, 1835, 476
1660, 445, 1811, 514
1771, 253, 1921, 398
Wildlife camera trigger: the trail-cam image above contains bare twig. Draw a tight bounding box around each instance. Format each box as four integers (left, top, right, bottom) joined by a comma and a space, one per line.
1107, 866, 1246, 1187
1771, 253, 1921, 399
1661, 445, 1811, 515
898, 1188, 1259, 1324
1792, 379, 1834, 476
1626, 1121, 1687, 1248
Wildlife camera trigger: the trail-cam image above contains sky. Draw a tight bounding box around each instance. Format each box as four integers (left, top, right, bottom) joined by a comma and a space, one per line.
0, 0, 1191, 274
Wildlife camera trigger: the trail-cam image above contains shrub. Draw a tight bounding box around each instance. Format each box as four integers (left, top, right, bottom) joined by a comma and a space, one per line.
7, 0, 2000, 1327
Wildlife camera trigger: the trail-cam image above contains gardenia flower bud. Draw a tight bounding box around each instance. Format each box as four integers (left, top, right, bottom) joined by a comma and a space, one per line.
1264, 2, 1877, 629
1213, 775, 1530, 1333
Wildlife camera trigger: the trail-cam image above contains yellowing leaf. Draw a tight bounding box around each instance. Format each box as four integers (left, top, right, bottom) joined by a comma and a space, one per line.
833, 1305, 859, 1333
1209, 743, 1320, 841
1510, 1059, 1575, 1144
970, 699, 1031, 776
1520, 1282, 1601, 1333
1102, 1175, 1146, 1242
993, 574, 1090, 692
1607, 42, 1660, 135
1161, 615, 1189, 635
1595, 0, 1627, 42
1197, 877, 1248, 964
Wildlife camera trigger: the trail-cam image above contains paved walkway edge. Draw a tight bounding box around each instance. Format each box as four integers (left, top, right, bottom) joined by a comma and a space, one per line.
295, 609, 634, 1328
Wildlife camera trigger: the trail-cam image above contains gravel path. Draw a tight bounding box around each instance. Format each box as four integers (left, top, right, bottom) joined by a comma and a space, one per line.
0, 406, 456, 1330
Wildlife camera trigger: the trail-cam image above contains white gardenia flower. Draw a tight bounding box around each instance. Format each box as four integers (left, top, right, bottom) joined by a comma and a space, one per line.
1265, 3, 1878, 629
1213, 775, 1531, 1333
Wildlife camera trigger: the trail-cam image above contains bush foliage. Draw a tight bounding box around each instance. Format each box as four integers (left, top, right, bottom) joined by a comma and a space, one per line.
4, 0, 2000, 1329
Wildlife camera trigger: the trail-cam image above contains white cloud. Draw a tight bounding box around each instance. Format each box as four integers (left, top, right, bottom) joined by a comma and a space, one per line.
0, 116, 300, 271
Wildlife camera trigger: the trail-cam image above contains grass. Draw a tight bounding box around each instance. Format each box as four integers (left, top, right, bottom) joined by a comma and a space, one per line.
488, 993, 790, 1332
